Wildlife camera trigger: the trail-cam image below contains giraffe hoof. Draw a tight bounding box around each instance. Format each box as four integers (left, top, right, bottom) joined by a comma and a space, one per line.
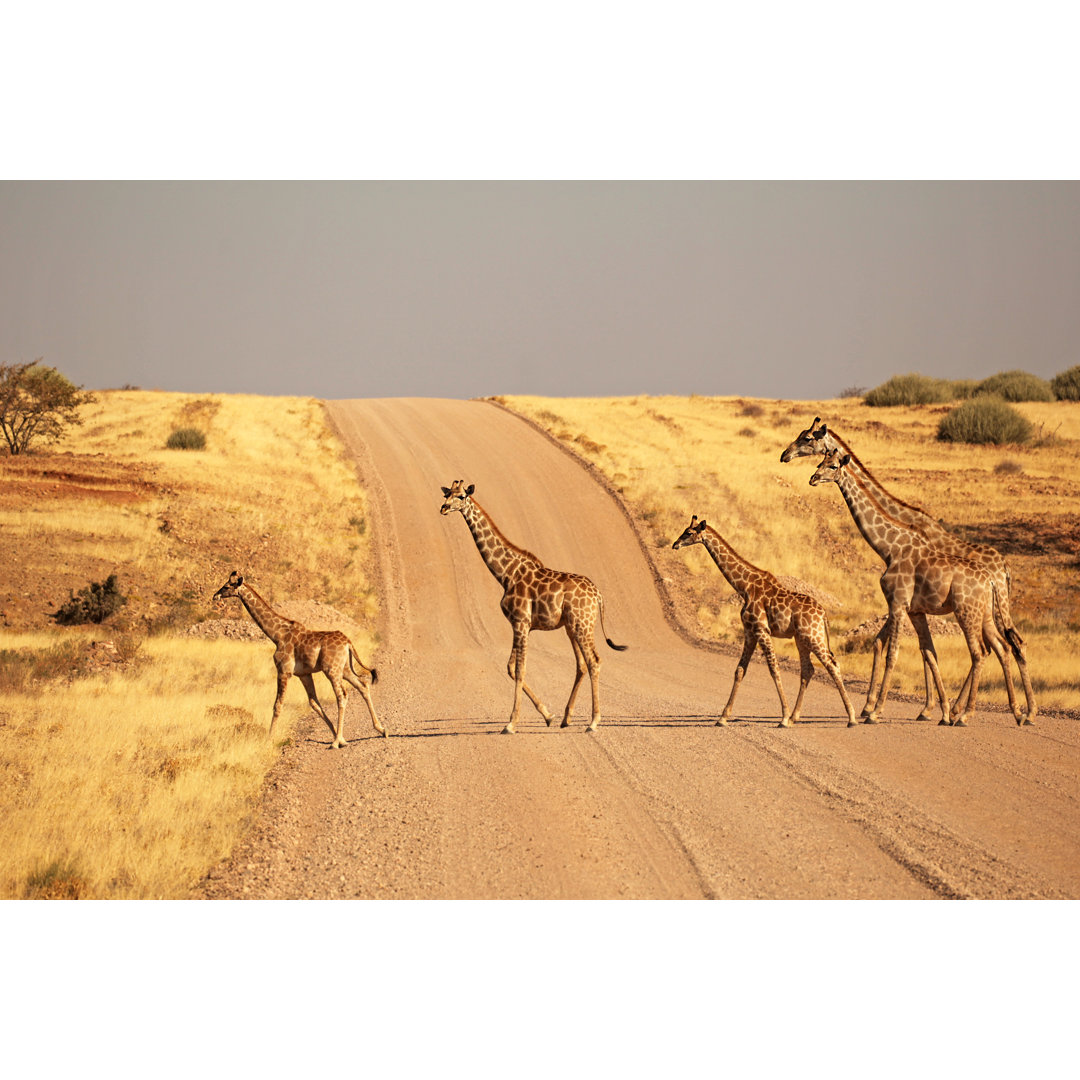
585, 721, 599, 733
1021, 717, 1035, 727
501, 724, 516, 734
863, 715, 880, 725
847, 719, 859, 728
914, 711, 934, 723
938, 717, 952, 726
953, 718, 968, 728
560, 718, 571, 729
777, 719, 793, 728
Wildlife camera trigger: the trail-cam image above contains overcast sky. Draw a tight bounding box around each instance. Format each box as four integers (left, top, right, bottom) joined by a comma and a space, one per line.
2, 183, 1077, 402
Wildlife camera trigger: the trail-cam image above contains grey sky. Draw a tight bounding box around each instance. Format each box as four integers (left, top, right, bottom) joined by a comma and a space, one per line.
2, 181, 1078, 401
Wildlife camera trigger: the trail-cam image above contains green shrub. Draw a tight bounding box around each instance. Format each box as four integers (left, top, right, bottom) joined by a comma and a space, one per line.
51, 574, 127, 625
973, 369, 1054, 402
937, 397, 1033, 445
165, 427, 206, 450
1051, 364, 1080, 401
864, 373, 971, 407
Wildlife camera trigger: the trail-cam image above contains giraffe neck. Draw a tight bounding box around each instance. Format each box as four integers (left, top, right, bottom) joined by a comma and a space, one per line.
236, 583, 294, 644
827, 431, 945, 537
834, 468, 919, 565
698, 526, 768, 598
461, 500, 542, 586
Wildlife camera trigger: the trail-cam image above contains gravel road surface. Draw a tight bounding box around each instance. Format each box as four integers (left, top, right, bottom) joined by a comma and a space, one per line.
201, 398, 1080, 899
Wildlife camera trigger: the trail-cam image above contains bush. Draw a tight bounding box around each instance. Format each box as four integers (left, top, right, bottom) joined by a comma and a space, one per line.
52, 574, 127, 625
166, 427, 206, 450
1051, 364, 1080, 401
937, 397, 1033, 445
864, 373, 972, 407
973, 369, 1054, 402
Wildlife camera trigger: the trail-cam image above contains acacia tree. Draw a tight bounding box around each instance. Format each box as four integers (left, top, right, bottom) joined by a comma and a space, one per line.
0, 360, 95, 454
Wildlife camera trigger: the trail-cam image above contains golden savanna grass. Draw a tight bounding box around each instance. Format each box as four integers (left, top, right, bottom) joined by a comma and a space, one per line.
499, 394, 1080, 716
0, 391, 377, 898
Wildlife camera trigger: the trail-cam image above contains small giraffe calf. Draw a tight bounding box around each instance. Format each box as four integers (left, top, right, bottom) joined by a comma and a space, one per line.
672, 516, 856, 727
212, 571, 386, 747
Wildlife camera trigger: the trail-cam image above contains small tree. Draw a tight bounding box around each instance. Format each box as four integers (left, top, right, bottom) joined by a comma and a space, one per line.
0, 359, 95, 455
51, 574, 127, 625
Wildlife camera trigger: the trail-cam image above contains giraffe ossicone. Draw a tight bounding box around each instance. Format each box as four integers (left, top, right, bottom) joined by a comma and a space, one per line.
439, 480, 627, 734
212, 570, 386, 747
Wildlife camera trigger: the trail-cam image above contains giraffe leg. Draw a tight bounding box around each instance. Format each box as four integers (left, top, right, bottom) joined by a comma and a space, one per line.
719, 635, 756, 725
560, 633, 587, 729
814, 643, 857, 727
782, 637, 814, 728
344, 668, 387, 737
756, 630, 791, 726
907, 613, 950, 725
865, 608, 906, 724
504, 641, 553, 724
298, 673, 340, 745
504, 622, 530, 734
952, 621, 988, 727
326, 673, 350, 749
862, 619, 890, 718
983, 627, 1021, 725
269, 671, 291, 738
582, 637, 603, 733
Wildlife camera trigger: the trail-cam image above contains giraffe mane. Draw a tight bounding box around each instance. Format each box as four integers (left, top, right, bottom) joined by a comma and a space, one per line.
825, 428, 938, 523
471, 499, 545, 567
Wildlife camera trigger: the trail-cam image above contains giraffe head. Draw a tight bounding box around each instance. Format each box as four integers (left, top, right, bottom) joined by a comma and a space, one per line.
213, 570, 245, 601
779, 417, 829, 463
440, 480, 475, 515
671, 515, 709, 549
808, 448, 850, 487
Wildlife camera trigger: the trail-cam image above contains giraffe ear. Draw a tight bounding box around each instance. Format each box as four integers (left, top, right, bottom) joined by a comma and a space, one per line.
696, 519, 707, 532
465, 484, 475, 496
441, 487, 451, 496
815, 422, 828, 437
839, 453, 850, 466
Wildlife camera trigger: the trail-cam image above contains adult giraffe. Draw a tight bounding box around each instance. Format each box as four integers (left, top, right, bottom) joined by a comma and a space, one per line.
782, 418, 1035, 723
212, 571, 386, 747
439, 480, 627, 733
672, 515, 856, 727
808, 451, 1031, 726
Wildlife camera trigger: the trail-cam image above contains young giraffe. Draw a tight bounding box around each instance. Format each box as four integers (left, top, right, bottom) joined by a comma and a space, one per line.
672, 516, 856, 728
212, 571, 386, 747
808, 451, 1029, 726
439, 480, 627, 733
781, 418, 1035, 723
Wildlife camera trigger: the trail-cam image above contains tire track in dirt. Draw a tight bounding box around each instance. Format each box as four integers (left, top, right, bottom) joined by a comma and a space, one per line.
202, 398, 1080, 900
736, 727, 1067, 899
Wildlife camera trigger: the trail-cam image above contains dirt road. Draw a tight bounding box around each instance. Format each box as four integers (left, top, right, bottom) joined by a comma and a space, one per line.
201, 398, 1080, 899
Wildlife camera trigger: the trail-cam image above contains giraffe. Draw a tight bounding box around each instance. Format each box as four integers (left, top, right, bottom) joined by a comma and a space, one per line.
439, 480, 627, 733
212, 571, 386, 747
672, 516, 856, 727
781, 418, 1035, 723
808, 451, 1030, 726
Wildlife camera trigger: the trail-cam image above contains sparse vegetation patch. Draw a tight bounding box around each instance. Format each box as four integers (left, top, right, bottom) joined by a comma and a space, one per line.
937, 397, 1033, 445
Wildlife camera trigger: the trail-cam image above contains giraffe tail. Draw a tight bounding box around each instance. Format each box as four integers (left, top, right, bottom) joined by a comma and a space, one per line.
991, 582, 1024, 662
599, 593, 628, 652
348, 644, 378, 684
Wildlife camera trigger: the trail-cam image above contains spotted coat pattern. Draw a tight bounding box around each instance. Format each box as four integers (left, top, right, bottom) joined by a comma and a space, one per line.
781, 418, 1036, 723
672, 516, 855, 727
809, 451, 1032, 726
439, 480, 626, 733
213, 571, 385, 747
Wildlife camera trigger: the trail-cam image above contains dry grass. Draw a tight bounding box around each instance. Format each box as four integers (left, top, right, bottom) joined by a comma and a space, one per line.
499, 394, 1080, 714
0, 390, 378, 898
0, 632, 309, 898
